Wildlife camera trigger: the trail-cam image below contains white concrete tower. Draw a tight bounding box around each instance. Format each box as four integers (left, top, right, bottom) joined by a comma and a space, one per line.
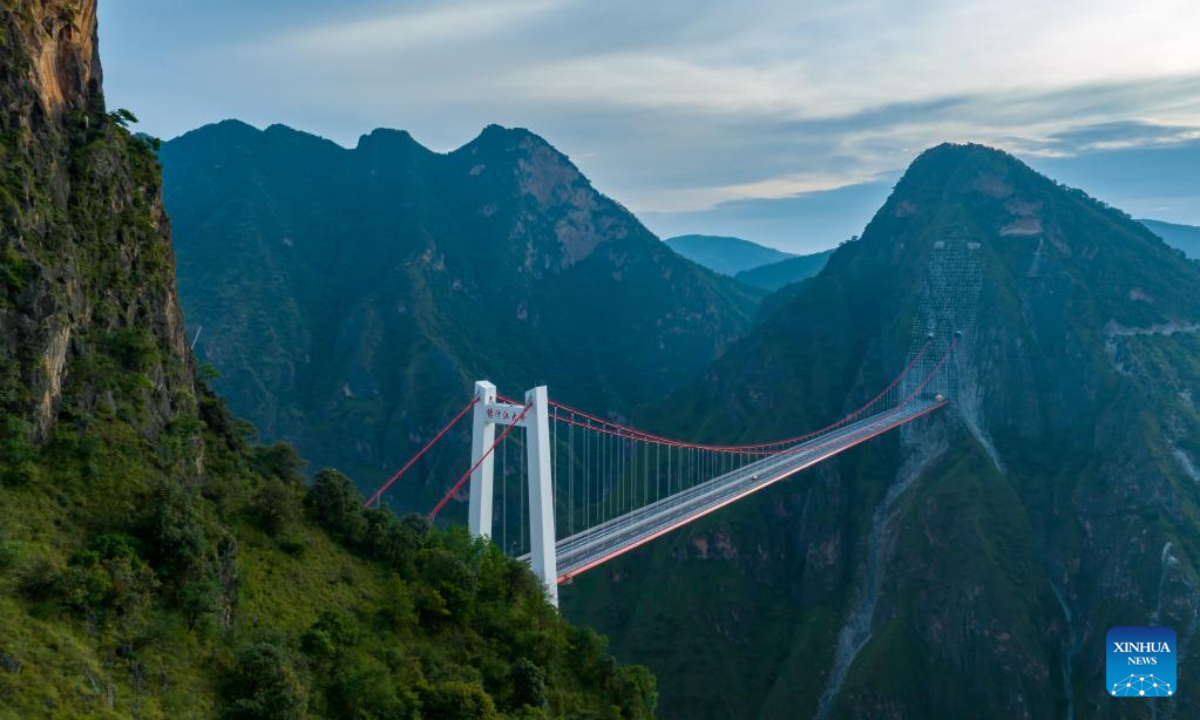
467, 381, 497, 539
524, 385, 559, 607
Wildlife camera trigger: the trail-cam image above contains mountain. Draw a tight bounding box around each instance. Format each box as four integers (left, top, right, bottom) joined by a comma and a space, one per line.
1141, 218, 1200, 259
565, 143, 1200, 718
663, 234, 796, 275
0, 3, 653, 717
734, 249, 834, 291
159, 122, 757, 508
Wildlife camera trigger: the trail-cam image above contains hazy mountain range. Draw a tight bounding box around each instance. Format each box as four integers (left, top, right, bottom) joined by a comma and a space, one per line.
1140, 218, 1200, 259
663, 234, 796, 275
160, 121, 757, 508
733, 249, 835, 292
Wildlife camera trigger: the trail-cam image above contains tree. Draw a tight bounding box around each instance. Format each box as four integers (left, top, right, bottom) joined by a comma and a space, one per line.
253, 442, 306, 485
422, 681, 497, 720
251, 478, 300, 536
510, 658, 547, 710
107, 108, 139, 127
328, 651, 417, 720
300, 609, 360, 658
378, 575, 416, 631
305, 470, 366, 543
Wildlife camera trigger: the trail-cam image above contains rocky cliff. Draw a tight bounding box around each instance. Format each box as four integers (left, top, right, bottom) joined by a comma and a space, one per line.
2, 0, 193, 446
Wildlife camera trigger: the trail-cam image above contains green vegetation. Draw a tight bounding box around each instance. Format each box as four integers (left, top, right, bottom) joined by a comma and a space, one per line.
0, 355, 655, 717
0, 3, 655, 716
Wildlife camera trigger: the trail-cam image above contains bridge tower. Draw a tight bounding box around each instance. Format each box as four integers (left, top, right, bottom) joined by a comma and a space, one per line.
468, 381, 559, 606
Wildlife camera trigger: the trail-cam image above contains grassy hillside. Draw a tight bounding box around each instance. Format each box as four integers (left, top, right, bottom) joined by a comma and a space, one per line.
1, 382, 655, 718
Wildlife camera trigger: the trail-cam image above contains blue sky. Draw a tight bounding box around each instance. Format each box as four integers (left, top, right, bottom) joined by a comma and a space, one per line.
99, 0, 1200, 252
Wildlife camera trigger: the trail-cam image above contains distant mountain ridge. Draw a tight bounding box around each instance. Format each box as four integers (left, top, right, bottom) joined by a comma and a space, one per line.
160, 120, 758, 509
664, 234, 795, 275
1141, 218, 1200, 259
735, 249, 834, 291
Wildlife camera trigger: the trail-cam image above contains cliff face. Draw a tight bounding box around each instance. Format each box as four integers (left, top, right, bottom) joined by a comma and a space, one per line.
2, 0, 193, 442
25, 0, 101, 120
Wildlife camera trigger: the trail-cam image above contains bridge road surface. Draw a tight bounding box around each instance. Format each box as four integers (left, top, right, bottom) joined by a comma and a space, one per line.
524, 398, 947, 582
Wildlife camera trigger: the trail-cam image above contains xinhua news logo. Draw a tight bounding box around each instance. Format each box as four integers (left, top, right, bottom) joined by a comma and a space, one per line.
1107, 626, 1176, 698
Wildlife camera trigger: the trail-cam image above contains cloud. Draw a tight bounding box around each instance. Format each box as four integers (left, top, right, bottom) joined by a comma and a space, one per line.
97, 0, 1200, 229
1038, 120, 1200, 153
267, 0, 565, 57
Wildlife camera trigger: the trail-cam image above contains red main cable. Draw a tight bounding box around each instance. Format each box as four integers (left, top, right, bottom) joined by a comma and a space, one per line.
515, 339, 936, 453
427, 402, 532, 522
363, 396, 480, 508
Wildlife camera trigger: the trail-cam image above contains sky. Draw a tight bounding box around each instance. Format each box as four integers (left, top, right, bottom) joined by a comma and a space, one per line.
99, 0, 1200, 252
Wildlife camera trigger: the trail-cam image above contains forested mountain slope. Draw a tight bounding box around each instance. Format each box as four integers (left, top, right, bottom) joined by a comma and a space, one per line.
568, 143, 1200, 719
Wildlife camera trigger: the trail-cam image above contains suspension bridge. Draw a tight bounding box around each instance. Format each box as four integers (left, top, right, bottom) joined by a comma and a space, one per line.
365, 334, 959, 606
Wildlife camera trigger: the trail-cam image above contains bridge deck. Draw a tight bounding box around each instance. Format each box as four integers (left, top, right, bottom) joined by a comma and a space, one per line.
536, 398, 946, 582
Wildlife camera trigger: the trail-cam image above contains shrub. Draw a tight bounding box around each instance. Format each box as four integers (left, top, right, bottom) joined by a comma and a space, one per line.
300, 609, 360, 658
415, 547, 477, 617
106, 328, 160, 373
2, 460, 38, 486
31, 535, 159, 626
222, 643, 307, 720
1, 416, 38, 485
179, 576, 222, 631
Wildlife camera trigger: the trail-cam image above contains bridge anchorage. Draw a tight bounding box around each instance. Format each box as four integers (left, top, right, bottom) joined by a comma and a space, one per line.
367, 335, 959, 608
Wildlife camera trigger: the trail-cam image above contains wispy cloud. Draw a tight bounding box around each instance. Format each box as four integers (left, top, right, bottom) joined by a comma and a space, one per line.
267, 0, 566, 56
99, 0, 1200, 228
